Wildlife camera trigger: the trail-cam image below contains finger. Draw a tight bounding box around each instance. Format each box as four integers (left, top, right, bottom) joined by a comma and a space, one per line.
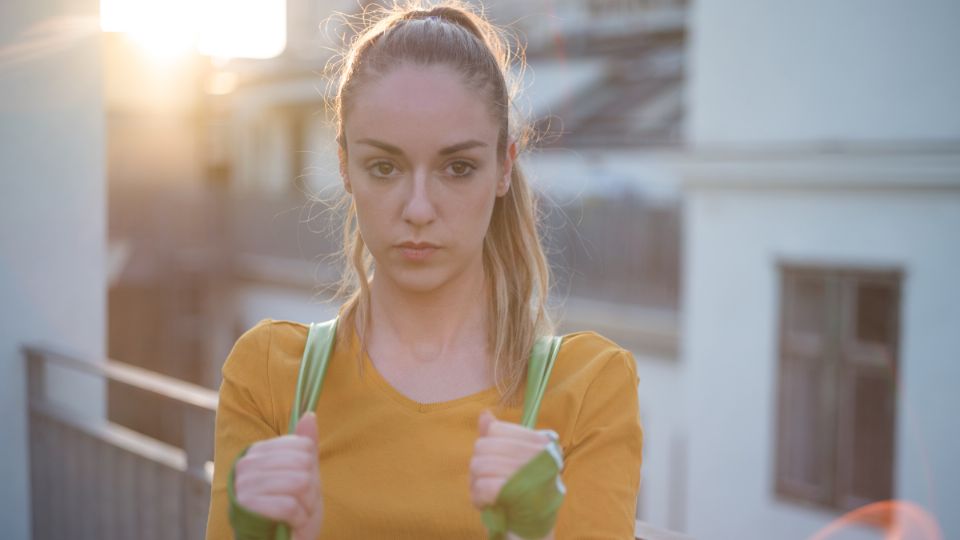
236, 494, 309, 529
295, 412, 319, 446
486, 419, 556, 445
537, 428, 560, 443
247, 434, 316, 456
478, 410, 496, 437
469, 454, 526, 480
471, 477, 506, 509
474, 437, 545, 461
238, 450, 316, 473
235, 470, 317, 514
234, 470, 313, 496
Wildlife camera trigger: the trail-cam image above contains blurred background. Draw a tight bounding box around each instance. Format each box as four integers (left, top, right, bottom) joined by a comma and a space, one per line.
2, 0, 958, 539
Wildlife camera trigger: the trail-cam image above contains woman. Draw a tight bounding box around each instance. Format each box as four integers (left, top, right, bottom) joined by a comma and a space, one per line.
205, 2, 643, 539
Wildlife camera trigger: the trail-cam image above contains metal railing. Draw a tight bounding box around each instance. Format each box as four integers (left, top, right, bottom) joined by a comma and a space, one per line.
23, 345, 216, 540
23, 344, 690, 540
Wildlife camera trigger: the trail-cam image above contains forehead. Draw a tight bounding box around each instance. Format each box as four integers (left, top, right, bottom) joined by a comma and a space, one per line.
345, 63, 499, 148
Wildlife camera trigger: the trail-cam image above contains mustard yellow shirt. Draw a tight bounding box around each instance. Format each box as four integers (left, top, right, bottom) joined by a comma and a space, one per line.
205, 318, 643, 539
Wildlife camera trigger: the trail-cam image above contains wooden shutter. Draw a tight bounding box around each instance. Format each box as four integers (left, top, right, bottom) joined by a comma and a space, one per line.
775, 269, 838, 505
835, 273, 899, 509
775, 266, 899, 511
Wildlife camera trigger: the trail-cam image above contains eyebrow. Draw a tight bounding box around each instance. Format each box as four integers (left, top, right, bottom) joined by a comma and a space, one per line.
354, 138, 488, 156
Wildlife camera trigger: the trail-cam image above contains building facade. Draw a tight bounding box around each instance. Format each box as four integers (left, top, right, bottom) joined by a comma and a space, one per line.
0, 1, 107, 538
681, 1, 960, 538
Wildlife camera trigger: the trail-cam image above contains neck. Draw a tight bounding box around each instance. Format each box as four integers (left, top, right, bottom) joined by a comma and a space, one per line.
366, 260, 488, 365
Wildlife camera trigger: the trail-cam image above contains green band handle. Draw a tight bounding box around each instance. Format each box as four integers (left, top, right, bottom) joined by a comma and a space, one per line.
227, 446, 278, 539
288, 319, 339, 432
275, 319, 338, 540
228, 320, 338, 540
229, 318, 564, 540
480, 335, 565, 539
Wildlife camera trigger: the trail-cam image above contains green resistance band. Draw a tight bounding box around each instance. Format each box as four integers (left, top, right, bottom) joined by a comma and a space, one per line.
229, 319, 564, 540
227, 319, 338, 540
480, 335, 565, 540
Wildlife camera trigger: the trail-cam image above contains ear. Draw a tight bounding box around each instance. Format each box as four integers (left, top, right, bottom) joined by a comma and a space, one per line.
338, 145, 352, 194
496, 139, 517, 197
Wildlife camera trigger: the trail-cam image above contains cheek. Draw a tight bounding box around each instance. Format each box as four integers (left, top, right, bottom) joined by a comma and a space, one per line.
455, 193, 499, 253
351, 189, 393, 249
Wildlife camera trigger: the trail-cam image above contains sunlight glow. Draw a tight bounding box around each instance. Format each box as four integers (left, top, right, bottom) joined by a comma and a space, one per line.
100, 0, 286, 60
809, 500, 942, 540
197, 0, 287, 59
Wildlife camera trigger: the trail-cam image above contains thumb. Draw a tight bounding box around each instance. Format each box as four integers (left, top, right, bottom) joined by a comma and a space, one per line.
294, 412, 318, 445
478, 409, 496, 437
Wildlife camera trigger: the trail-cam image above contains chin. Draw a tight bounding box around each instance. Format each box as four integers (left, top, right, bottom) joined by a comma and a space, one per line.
370, 245, 484, 295
377, 262, 464, 295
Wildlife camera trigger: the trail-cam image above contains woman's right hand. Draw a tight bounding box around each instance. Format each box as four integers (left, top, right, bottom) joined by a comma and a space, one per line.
234, 413, 324, 540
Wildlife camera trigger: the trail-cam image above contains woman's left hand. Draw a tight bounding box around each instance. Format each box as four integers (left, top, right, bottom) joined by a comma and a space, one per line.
469, 410, 559, 539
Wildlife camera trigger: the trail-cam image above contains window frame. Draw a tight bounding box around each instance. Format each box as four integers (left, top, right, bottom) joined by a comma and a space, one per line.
773, 263, 901, 512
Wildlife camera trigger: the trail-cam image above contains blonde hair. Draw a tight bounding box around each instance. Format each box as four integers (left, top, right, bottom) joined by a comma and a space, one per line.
326, 1, 552, 407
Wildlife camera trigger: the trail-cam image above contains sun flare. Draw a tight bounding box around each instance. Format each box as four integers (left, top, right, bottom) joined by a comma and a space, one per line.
100, 0, 286, 60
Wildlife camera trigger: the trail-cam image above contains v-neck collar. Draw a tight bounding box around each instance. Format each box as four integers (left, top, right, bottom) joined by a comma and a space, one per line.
349, 327, 500, 413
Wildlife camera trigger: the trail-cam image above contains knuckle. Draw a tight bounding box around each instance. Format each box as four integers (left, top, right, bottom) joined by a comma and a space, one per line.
474, 438, 491, 453
234, 475, 248, 493
277, 498, 297, 519
294, 435, 316, 448
292, 474, 310, 492
479, 478, 500, 502
237, 491, 264, 513
234, 469, 255, 490
236, 455, 264, 478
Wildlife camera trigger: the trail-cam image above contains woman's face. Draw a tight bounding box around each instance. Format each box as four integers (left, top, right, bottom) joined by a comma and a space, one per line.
342, 63, 513, 294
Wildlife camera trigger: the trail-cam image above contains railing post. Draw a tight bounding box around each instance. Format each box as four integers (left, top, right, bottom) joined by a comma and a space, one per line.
25, 348, 46, 405
25, 349, 48, 539
181, 404, 216, 540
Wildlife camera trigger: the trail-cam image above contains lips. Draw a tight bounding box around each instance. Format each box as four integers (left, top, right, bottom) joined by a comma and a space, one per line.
397, 242, 439, 249
396, 241, 439, 261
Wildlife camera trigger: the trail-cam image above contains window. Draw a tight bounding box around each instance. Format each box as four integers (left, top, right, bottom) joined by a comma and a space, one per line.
775, 265, 900, 511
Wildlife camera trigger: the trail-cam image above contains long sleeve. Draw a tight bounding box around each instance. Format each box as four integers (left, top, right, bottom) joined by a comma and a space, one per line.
554, 349, 643, 540
206, 320, 282, 540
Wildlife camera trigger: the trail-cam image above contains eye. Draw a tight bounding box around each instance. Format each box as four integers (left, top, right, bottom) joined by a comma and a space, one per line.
367, 160, 399, 178
445, 160, 476, 178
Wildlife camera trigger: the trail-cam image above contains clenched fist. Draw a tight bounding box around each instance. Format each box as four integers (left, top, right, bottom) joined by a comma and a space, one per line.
234, 413, 324, 540
469, 410, 560, 540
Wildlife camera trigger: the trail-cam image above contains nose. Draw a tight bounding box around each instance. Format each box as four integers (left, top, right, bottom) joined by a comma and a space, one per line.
401, 168, 437, 227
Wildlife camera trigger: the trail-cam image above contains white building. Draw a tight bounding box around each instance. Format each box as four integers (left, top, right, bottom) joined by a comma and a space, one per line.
680, 1, 960, 538
0, 1, 107, 538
